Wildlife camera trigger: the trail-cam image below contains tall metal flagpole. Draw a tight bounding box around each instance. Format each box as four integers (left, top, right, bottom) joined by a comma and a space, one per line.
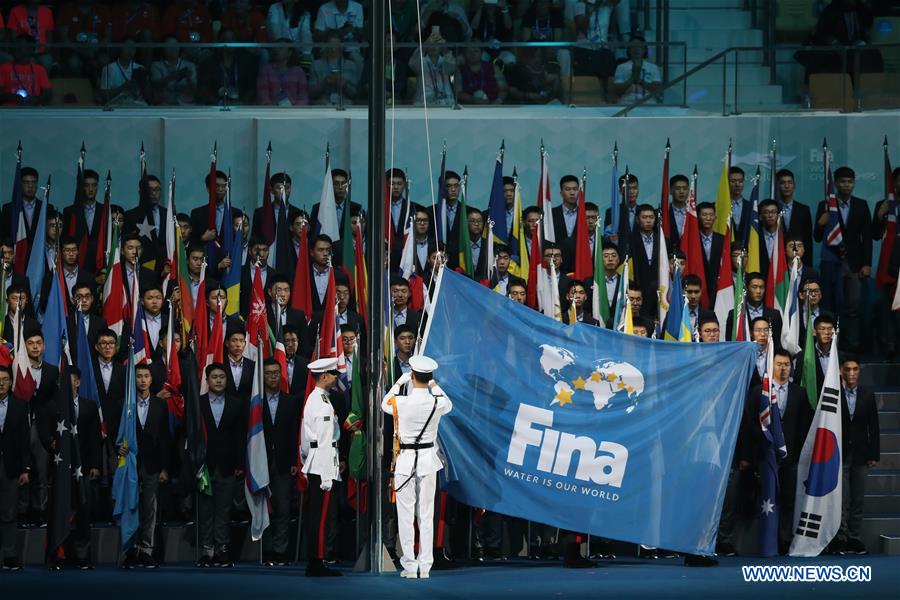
366, 0, 387, 575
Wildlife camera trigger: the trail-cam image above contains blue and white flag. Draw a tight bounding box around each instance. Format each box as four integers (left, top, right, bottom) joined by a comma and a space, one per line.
112, 351, 140, 551
424, 270, 757, 555
758, 337, 787, 557
245, 337, 270, 541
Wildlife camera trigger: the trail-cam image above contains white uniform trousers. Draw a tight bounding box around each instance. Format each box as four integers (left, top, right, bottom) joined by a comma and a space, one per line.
395, 471, 437, 575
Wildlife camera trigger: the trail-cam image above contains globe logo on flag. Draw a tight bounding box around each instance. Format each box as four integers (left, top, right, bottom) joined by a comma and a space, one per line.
805, 427, 841, 497
539, 345, 645, 413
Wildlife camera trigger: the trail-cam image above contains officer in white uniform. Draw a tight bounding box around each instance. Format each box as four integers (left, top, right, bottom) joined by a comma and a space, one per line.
301, 357, 342, 577
382, 355, 452, 579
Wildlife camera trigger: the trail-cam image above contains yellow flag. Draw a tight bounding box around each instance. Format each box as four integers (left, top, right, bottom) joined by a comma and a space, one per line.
713, 151, 731, 236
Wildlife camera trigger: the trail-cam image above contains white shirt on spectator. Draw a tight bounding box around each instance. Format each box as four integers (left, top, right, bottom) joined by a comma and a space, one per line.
613, 60, 661, 104
99, 60, 148, 106
267, 3, 313, 60
314, 1, 364, 34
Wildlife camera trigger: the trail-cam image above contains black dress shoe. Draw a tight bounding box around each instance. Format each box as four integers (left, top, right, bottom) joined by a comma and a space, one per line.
122, 554, 139, 569
139, 553, 159, 569
306, 559, 342, 577
845, 539, 868, 555
684, 554, 719, 567
715, 543, 737, 557
195, 555, 213, 568
563, 542, 596, 568
658, 549, 679, 559
2, 558, 23, 571
77, 559, 94, 570
48, 562, 63, 571
273, 553, 290, 566
213, 552, 233, 568
637, 545, 658, 559
431, 552, 461, 570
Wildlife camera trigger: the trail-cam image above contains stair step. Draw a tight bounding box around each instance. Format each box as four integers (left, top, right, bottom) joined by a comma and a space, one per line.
666, 9, 752, 31
668, 63, 772, 86
865, 494, 900, 513
882, 431, 900, 452
670, 28, 764, 49
650, 0, 747, 8
861, 363, 900, 386
877, 392, 900, 411
882, 411, 900, 429
867, 471, 900, 494
878, 452, 900, 470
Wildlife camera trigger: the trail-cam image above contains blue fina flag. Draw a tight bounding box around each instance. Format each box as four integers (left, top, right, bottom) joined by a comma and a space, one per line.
112, 351, 140, 551
424, 269, 757, 555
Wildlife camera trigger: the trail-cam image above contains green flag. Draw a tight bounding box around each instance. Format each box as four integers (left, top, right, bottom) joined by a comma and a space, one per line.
592, 219, 609, 325
458, 167, 474, 276
346, 350, 366, 480
732, 261, 745, 341
801, 304, 817, 409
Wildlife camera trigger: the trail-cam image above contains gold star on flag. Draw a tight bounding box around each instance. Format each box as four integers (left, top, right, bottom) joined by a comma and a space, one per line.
556, 388, 574, 406
590, 371, 602, 382
572, 376, 587, 390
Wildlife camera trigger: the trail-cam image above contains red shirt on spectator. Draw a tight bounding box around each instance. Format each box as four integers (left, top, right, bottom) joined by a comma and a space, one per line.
57, 1, 111, 43
6, 4, 55, 50
111, 1, 161, 42
0, 61, 52, 105
220, 6, 267, 42
162, 2, 213, 43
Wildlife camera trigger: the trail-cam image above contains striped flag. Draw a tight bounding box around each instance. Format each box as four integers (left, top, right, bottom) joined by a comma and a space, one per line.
539, 143, 554, 243
605, 144, 620, 238
592, 216, 609, 326
663, 266, 685, 341
781, 256, 803, 355
101, 226, 127, 338
487, 142, 507, 245
508, 168, 527, 277
767, 214, 789, 311
316, 150, 340, 242
573, 171, 593, 280
457, 168, 474, 276
656, 219, 670, 333
244, 333, 270, 541
713, 223, 734, 342
25, 175, 49, 310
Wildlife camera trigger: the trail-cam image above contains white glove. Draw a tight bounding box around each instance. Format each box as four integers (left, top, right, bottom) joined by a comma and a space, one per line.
396, 372, 412, 386
320, 479, 333, 492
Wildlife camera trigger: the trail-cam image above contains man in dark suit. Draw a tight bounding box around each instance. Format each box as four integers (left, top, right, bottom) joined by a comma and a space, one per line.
304, 279, 366, 360
757, 199, 781, 280
65, 279, 108, 363
0, 167, 44, 265
813, 166, 872, 353
797, 278, 824, 344
602, 174, 641, 255
120, 231, 161, 300
665, 174, 690, 249
66, 366, 102, 570
551, 175, 581, 246
15, 325, 59, 526
62, 168, 105, 273
197, 363, 245, 568
0, 366, 29, 570
871, 166, 900, 357
461, 208, 489, 281
309, 169, 362, 269
836, 355, 880, 555
39, 235, 92, 313
743, 349, 813, 553
430, 170, 463, 270
266, 274, 306, 340
561, 203, 600, 274
776, 169, 814, 268
697, 202, 725, 306
726, 272, 783, 346
489, 244, 526, 296
729, 167, 753, 248
308, 234, 350, 313
793, 312, 836, 402
260, 359, 300, 566
92, 329, 126, 521
599, 242, 623, 327
239, 236, 278, 315
386, 168, 410, 263
224, 326, 253, 401
388, 277, 421, 334
123, 364, 170, 569
281, 325, 308, 398
785, 233, 818, 285
252, 172, 300, 276
629, 204, 660, 319
124, 174, 168, 274
189, 169, 228, 245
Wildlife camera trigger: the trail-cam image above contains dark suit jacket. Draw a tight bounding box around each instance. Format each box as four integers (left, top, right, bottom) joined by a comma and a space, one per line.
561, 234, 598, 275
629, 229, 660, 319
200, 392, 246, 474
813, 196, 872, 272
285, 354, 309, 398
189, 203, 225, 245
239, 263, 277, 316
0, 397, 30, 478
725, 304, 783, 348
429, 200, 462, 269
702, 231, 725, 306
252, 201, 300, 275
783, 200, 814, 268
267, 305, 306, 340
1, 198, 44, 263
603, 202, 639, 255
62, 202, 105, 271
489, 272, 526, 295
841, 387, 880, 466
302, 309, 365, 361
308, 265, 349, 313
743, 383, 813, 466
93, 358, 126, 442
73, 397, 102, 473
225, 358, 254, 399
732, 197, 752, 247
792, 346, 826, 399
66, 313, 107, 364
309, 200, 361, 267
136, 395, 170, 474
262, 391, 300, 474
757, 227, 783, 283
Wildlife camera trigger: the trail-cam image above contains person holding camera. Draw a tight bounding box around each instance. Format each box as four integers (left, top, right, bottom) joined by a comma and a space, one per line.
151, 35, 197, 105
409, 27, 457, 107
310, 31, 359, 105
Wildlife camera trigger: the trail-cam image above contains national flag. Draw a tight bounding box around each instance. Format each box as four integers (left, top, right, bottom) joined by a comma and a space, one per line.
678, 297, 694, 342
436, 144, 448, 243
746, 168, 762, 274
101, 227, 127, 338
267, 322, 289, 392
713, 224, 734, 341
344, 349, 367, 488
733, 258, 748, 342
526, 215, 542, 310
573, 171, 592, 280
206, 142, 218, 238
664, 266, 685, 341
398, 212, 416, 280
25, 175, 49, 310
222, 182, 242, 317
94, 173, 111, 275
457, 168, 474, 276
680, 166, 708, 308
70, 145, 88, 268
42, 264, 68, 365
12, 195, 28, 275
621, 291, 634, 335
875, 137, 896, 289
487, 142, 507, 245
193, 261, 209, 380
538, 261, 562, 322
822, 139, 844, 258
45, 358, 87, 564
801, 302, 818, 409
353, 225, 369, 328
592, 215, 609, 326
246, 265, 271, 360
790, 331, 843, 557
759, 335, 788, 557
112, 351, 140, 552
8, 143, 22, 244
538, 142, 555, 243
175, 218, 194, 335
781, 256, 803, 355
291, 219, 313, 317
318, 266, 338, 358
0, 263, 7, 340
605, 145, 620, 238
484, 219, 496, 286
340, 172, 355, 283
613, 258, 630, 332
75, 303, 104, 435
508, 168, 527, 277
163, 303, 184, 435
244, 333, 270, 541
766, 214, 789, 311
163, 171, 177, 297
200, 300, 224, 396
656, 219, 670, 333
183, 350, 211, 495
316, 149, 340, 242
714, 145, 733, 237
259, 142, 275, 246
131, 275, 150, 366
11, 313, 35, 401
660, 140, 671, 235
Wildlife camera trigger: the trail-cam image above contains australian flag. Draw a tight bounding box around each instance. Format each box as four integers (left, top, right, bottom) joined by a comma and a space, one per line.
759, 339, 788, 557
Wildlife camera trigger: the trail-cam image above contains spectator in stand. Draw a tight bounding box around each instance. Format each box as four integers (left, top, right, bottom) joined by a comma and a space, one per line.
197, 27, 258, 105
470, 0, 514, 65
408, 28, 456, 107
56, 0, 112, 79
610, 35, 661, 104
521, 0, 572, 101
99, 38, 148, 106
150, 35, 197, 105
6, 0, 55, 71
796, 0, 882, 84
163, 0, 214, 43
505, 46, 561, 104
420, 0, 472, 42
456, 45, 507, 105
571, 1, 619, 93
0, 34, 51, 106
111, 1, 161, 42
572, 0, 632, 45
220, 0, 267, 43
257, 39, 309, 106
309, 31, 359, 106
314, 0, 365, 72
267, 0, 314, 66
